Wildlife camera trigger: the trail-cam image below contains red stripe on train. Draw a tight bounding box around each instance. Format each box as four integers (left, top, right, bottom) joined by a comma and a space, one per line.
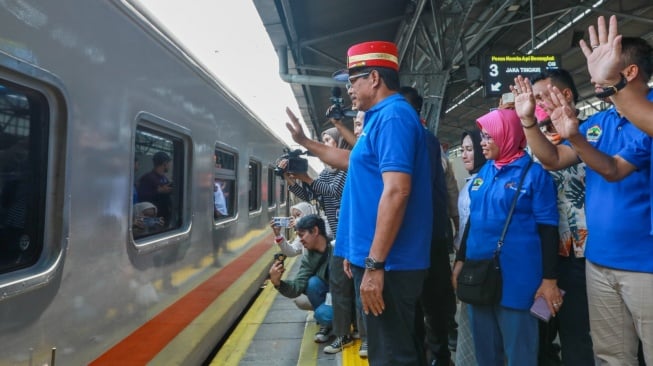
90, 235, 272, 365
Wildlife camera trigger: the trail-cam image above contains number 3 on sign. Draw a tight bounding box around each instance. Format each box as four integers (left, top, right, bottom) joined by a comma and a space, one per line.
489, 64, 499, 77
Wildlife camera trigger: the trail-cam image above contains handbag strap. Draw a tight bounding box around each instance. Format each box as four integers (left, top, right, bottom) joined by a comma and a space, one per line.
495, 158, 533, 255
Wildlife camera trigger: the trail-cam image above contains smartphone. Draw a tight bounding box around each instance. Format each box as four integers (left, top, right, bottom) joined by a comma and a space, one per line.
273, 252, 286, 267
273, 216, 291, 228
530, 290, 565, 322
502, 92, 515, 104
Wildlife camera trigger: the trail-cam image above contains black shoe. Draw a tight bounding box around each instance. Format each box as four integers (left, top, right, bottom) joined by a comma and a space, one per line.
448, 331, 458, 352
431, 359, 454, 366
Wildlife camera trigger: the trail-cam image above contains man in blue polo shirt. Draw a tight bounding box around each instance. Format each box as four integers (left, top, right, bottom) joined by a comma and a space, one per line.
285, 41, 433, 365
514, 35, 653, 364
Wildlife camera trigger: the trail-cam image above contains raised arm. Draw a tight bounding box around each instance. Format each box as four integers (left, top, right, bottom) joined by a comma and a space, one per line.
286, 107, 351, 171
331, 118, 357, 147
547, 85, 637, 181
512, 76, 579, 170
580, 15, 653, 136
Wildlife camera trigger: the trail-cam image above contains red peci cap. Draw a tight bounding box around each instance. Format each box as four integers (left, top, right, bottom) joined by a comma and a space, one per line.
333, 41, 399, 81
347, 41, 399, 71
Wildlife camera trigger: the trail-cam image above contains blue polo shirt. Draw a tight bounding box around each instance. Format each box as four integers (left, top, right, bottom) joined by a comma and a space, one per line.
569, 94, 653, 273
467, 155, 558, 310
335, 93, 433, 270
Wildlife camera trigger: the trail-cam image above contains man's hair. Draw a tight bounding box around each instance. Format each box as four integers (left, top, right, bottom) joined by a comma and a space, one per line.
152, 151, 171, 166
398, 86, 423, 113
295, 214, 327, 237
531, 68, 579, 104
621, 37, 653, 82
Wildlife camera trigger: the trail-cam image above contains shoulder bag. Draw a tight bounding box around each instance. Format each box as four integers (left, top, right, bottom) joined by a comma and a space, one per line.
457, 159, 532, 305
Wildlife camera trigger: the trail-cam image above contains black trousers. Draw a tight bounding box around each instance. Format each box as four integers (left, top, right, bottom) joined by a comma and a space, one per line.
352, 265, 426, 366
416, 236, 457, 363
329, 255, 358, 337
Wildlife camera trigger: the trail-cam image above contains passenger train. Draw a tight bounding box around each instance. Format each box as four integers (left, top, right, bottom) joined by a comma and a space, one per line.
0, 1, 292, 364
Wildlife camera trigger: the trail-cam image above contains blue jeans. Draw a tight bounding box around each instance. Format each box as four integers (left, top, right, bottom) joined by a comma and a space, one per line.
468, 304, 538, 366
305, 276, 333, 327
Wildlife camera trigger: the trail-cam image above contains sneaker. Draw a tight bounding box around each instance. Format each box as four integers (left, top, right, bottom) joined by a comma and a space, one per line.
448, 329, 458, 352
314, 325, 331, 343
359, 340, 368, 358
351, 330, 361, 339
323, 335, 353, 354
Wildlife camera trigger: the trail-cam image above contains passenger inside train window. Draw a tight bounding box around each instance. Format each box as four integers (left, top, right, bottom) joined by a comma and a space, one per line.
134, 126, 185, 237
0, 82, 47, 274
214, 147, 237, 221
138, 151, 174, 225
213, 179, 228, 218
132, 201, 164, 238
248, 160, 261, 211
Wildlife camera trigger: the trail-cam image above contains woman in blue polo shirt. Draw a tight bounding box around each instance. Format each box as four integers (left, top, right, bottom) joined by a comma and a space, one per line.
465, 108, 561, 366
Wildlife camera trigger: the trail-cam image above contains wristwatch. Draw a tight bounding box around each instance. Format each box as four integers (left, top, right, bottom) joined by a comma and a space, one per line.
364, 257, 385, 271
595, 73, 627, 99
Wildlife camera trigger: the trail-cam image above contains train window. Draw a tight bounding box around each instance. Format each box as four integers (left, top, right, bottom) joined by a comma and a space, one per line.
248, 160, 261, 212
0, 80, 48, 273
267, 166, 276, 208
214, 147, 236, 220
279, 180, 286, 205
133, 127, 184, 239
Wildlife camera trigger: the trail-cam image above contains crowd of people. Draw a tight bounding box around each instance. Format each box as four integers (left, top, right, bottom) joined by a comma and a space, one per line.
266, 15, 653, 366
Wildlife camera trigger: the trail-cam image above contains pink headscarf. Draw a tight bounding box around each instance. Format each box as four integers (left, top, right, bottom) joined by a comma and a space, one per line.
476, 109, 526, 169
534, 105, 549, 122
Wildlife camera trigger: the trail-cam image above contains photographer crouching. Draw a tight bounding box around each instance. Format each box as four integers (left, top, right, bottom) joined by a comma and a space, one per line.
269, 214, 334, 342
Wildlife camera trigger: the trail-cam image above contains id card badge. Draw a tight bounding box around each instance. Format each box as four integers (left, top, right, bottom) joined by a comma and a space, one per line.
325, 292, 332, 306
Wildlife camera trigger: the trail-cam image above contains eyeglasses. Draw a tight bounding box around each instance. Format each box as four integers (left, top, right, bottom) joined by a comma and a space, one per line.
480, 131, 493, 141
345, 72, 371, 89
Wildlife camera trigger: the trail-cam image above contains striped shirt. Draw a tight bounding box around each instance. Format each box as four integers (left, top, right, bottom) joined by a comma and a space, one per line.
289, 168, 347, 238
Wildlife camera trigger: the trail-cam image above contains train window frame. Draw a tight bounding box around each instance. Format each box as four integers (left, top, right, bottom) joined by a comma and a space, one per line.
267, 165, 276, 210
248, 159, 261, 214
0, 54, 68, 299
279, 176, 287, 208
214, 144, 238, 225
130, 112, 192, 254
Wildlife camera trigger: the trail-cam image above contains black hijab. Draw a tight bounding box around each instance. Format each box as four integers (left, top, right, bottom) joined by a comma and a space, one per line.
461, 129, 487, 174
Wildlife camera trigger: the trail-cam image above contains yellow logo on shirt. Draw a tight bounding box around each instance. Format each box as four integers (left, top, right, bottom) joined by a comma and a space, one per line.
471, 177, 483, 191
586, 125, 602, 143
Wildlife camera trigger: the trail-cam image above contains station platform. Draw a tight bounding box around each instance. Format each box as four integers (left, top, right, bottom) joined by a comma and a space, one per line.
209, 255, 372, 366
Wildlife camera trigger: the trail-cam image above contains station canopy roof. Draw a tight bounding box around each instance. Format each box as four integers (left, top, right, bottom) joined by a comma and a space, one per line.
253, 0, 653, 149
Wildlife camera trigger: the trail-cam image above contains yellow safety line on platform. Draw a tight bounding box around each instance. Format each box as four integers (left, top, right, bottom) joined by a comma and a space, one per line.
342, 339, 369, 366
210, 255, 299, 365
297, 313, 320, 366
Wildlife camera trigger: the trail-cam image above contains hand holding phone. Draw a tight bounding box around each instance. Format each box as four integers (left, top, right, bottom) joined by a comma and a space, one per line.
530, 289, 565, 322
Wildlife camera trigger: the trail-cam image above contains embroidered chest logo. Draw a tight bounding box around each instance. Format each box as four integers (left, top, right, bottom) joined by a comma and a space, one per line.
586, 125, 602, 143
471, 177, 483, 191
504, 181, 518, 191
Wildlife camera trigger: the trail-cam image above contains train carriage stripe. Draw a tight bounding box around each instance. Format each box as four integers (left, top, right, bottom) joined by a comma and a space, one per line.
90, 235, 272, 365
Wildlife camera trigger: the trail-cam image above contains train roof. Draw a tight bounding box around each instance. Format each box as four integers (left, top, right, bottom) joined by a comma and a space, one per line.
253, 0, 653, 147
126, 0, 289, 148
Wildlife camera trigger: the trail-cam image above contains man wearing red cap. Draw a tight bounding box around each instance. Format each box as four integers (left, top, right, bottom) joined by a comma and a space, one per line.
285, 40, 433, 365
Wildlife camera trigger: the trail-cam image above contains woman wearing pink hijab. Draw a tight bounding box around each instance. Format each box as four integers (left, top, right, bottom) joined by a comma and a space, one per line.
461, 108, 562, 365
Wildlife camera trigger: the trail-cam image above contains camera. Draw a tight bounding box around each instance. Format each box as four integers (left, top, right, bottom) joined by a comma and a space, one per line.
326, 86, 345, 120
274, 148, 309, 177
274, 252, 287, 266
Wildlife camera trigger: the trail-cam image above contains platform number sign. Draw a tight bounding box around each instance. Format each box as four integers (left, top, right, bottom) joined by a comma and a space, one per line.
484, 55, 560, 96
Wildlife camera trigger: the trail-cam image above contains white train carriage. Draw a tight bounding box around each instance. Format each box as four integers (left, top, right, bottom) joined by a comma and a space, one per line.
0, 0, 290, 364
